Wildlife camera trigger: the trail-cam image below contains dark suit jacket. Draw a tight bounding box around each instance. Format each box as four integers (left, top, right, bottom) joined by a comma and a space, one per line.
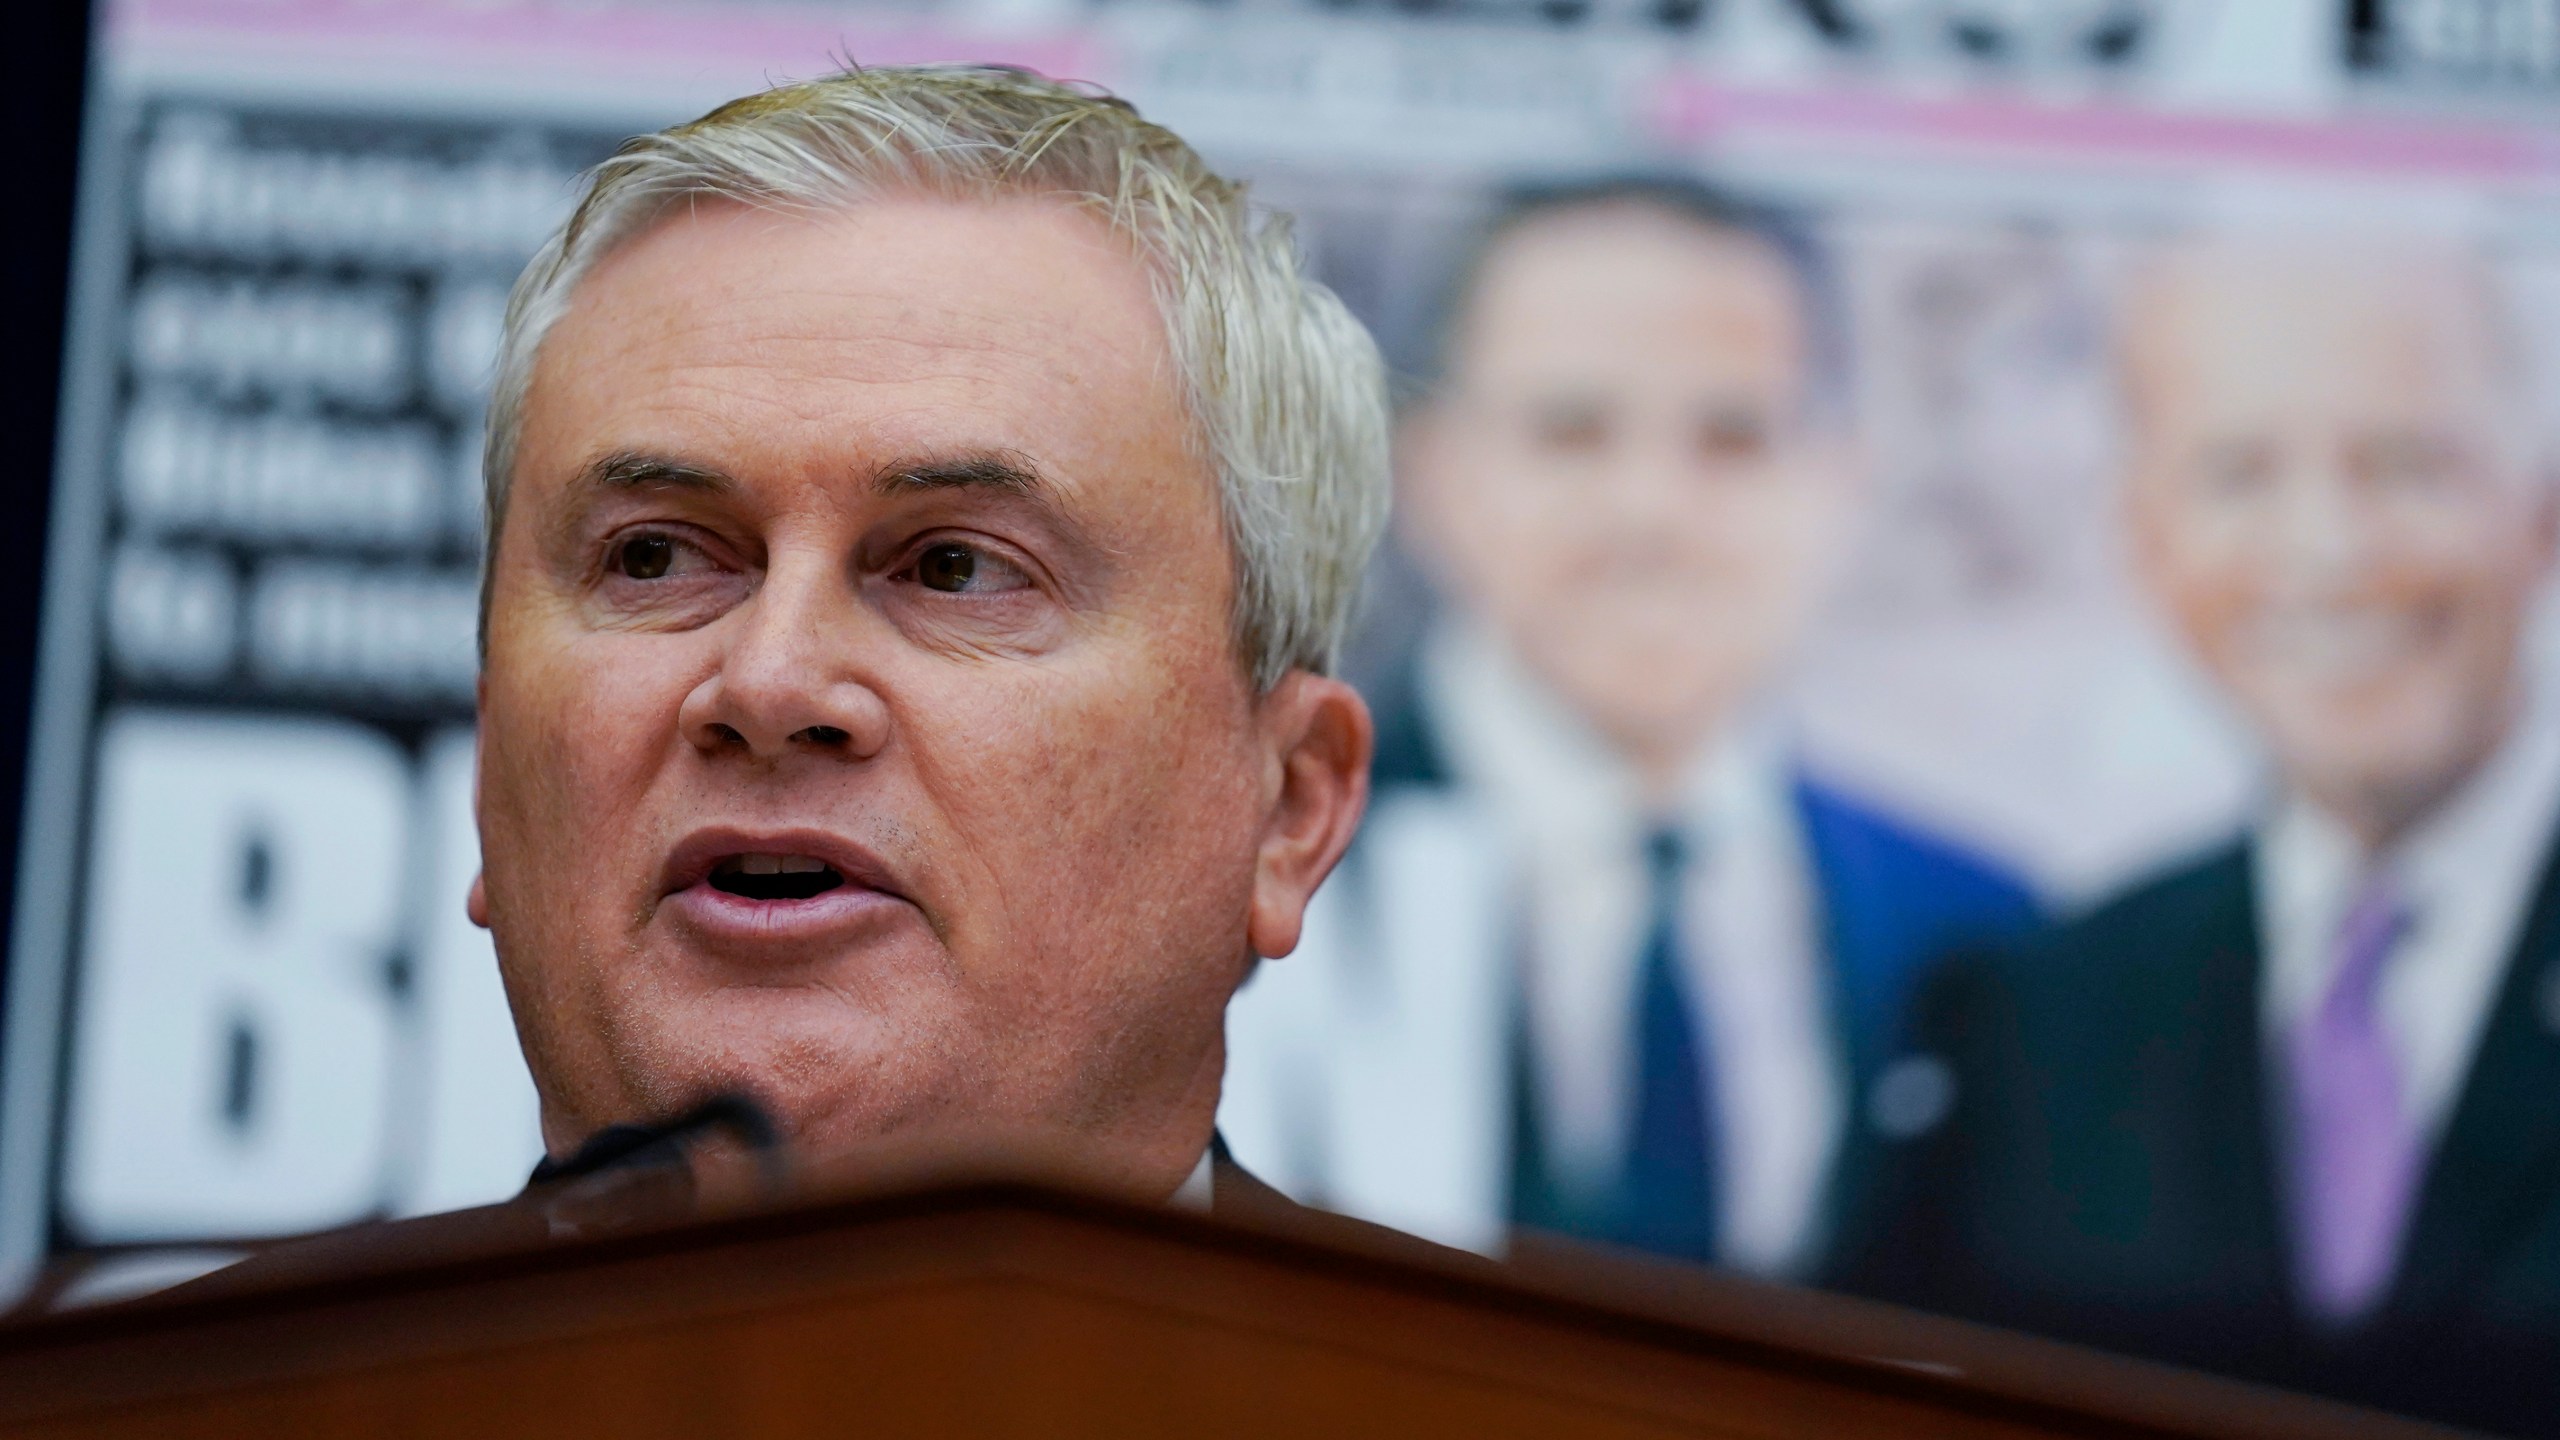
1369, 652, 2040, 1268
1833, 837, 2560, 1437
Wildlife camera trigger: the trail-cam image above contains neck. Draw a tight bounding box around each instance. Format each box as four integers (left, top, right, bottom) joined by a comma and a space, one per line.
2303, 704, 2522, 861
1611, 709, 1747, 813
1102, 1024, 1228, 1206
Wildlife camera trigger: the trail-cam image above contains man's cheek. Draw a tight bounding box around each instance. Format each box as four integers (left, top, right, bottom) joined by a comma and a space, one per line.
527, 650, 674, 799
485, 723, 589, 889
1065, 713, 1242, 899
2161, 554, 2247, 646
987, 660, 1198, 776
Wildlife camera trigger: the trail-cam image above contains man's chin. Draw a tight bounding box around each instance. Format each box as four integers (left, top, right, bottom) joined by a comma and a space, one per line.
2273, 728, 2494, 841
596, 998, 944, 1136
1532, 646, 1750, 740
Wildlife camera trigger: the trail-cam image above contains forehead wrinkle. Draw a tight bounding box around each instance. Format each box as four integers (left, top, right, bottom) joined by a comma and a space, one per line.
616, 229, 1117, 358
614, 325, 1058, 394
687, 307, 1047, 364
615, 331, 1106, 443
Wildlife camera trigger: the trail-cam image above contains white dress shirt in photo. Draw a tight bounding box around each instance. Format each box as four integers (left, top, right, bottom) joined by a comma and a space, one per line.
1425, 623, 1846, 1278
2255, 699, 2560, 1153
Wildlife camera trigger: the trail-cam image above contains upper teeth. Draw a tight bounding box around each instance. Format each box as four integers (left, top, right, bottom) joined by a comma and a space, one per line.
723, 854, 830, 875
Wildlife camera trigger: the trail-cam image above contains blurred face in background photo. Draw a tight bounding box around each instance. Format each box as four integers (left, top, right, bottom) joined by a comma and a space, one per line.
470, 196, 1367, 1195
2125, 241, 2557, 850
1401, 199, 1857, 794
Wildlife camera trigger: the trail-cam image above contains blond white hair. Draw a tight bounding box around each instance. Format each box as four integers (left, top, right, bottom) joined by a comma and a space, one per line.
482, 65, 1391, 688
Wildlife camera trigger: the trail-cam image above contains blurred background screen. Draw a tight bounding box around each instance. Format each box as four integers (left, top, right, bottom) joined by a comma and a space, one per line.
15, 0, 2560, 1396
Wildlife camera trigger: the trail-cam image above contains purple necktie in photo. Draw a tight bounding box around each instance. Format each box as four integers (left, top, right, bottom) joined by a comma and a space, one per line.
2284, 877, 2422, 1326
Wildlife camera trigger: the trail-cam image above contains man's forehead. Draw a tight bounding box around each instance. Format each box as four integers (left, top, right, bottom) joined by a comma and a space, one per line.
514, 195, 1198, 505
557, 200, 1148, 380
2127, 242, 2508, 413
1457, 210, 1804, 383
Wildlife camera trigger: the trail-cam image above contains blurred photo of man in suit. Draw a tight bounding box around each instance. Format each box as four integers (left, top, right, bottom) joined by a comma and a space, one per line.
1221, 179, 2036, 1275
1840, 237, 2560, 1436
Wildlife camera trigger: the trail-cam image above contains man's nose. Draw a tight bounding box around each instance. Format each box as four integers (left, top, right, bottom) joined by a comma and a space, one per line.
1600, 429, 1692, 525
677, 559, 891, 761
2267, 451, 2380, 589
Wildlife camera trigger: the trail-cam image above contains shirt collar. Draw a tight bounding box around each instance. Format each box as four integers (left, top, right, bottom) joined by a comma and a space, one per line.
1170, 1146, 1214, 1212
2258, 690, 2560, 1029
1418, 618, 1792, 855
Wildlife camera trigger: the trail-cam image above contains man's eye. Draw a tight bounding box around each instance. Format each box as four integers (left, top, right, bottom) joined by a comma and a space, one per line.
917, 543, 978, 592
615, 534, 678, 580
2194, 440, 2276, 500
1529, 404, 1608, 456
1696, 407, 1770, 464
913, 541, 1038, 595
904, 541, 1033, 597
2358, 433, 2466, 496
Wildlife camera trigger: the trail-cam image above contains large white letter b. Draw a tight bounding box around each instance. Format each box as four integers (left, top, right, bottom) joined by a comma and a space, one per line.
62, 711, 405, 1241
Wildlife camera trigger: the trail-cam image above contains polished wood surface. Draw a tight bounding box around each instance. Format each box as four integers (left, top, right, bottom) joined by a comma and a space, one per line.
0, 1177, 2475, 1439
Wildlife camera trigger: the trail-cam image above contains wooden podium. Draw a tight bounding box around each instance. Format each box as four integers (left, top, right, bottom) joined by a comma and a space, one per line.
0, 1176, 2471, 1439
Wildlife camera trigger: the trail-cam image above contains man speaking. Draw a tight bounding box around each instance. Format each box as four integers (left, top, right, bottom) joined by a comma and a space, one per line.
460, 64, 1387, 1206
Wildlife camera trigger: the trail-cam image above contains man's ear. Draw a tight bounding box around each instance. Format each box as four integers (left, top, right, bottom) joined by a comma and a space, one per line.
1245, 671, 1375, 960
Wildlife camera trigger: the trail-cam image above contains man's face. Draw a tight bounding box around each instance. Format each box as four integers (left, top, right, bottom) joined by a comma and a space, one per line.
2127, 243, 2555, 843
1403, 203, 1853, 784
476, 198, 1298, 1190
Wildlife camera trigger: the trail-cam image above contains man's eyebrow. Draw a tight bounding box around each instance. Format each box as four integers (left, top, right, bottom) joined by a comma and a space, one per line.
871, 451, 1050, 498
580, 452, 738, 493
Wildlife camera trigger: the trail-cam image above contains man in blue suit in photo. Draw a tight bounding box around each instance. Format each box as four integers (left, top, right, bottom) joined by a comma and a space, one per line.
1839, 237, 2560, 1437
1220, 179, 2037, 1275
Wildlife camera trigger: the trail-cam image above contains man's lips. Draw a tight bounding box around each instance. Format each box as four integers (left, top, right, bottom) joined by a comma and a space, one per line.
660, 826, 906, 899
658, 826, 916, 947
2237, 603, 2446, 686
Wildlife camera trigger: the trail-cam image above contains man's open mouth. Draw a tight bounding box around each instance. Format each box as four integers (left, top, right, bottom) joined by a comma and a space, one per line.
707, 854, 846, 902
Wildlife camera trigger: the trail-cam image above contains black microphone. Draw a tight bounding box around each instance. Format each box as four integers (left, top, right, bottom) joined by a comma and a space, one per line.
525, 1093, 786, 1234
